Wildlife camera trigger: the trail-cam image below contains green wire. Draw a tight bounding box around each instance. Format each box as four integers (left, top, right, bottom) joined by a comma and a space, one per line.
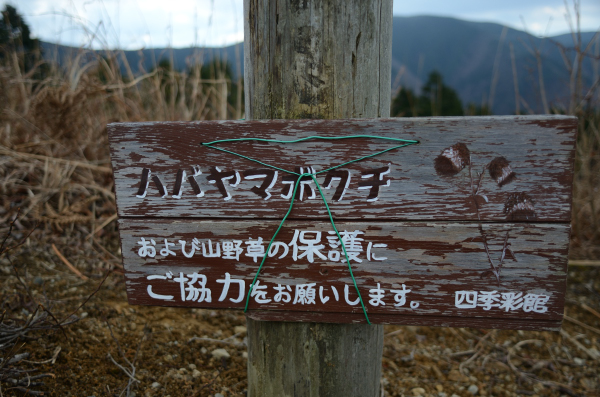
202, 135, 419, 176
202, 134, 419, 324
242, 175, 303, 312
311, 174, 371, 322
199, 145, 298, 175
317, 143, 417, 174
203, 134, 419, 145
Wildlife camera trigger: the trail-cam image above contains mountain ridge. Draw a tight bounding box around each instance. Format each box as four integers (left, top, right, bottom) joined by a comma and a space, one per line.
40, 15, 599, 115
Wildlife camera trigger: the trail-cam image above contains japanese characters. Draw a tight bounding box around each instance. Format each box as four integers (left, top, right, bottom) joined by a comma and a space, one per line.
134, 165, 392, 203
137, 229, 388, 263
144, 270, 551, 315
455, 290, 549, 313
144, 270, 420, 309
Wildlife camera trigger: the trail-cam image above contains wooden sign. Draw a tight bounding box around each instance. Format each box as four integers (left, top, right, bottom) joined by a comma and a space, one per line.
108, 116, 576, 330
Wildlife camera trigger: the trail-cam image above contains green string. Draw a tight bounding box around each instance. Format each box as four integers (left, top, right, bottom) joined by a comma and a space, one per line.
202, 135, 419, 324
203, 135, 419, 176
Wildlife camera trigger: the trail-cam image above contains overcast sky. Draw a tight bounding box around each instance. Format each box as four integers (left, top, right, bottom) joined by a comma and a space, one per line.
2, 0, 599, 49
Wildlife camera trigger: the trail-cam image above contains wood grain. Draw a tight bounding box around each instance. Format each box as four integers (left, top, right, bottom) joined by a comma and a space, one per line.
108, 116, 576, 222
244, 0, 392, 120
107, 115, 576, 329
118, 218, 569, 328
245, 311, 562, 331
242, 2, 391, 394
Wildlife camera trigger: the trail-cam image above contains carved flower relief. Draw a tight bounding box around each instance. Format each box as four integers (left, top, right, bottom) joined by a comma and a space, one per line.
434, 143, 470, 176
432, 142, 536, 283
488, 156, 516, 187
504, 192, 536, 221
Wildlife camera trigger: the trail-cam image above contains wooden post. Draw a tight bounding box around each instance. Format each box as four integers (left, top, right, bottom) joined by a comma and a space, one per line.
244, 1, 392, 395
107, 3, 575, 394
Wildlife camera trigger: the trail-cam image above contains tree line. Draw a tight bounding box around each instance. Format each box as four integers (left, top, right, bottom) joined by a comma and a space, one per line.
391, 70, 492, 117
3, 4, 489, 118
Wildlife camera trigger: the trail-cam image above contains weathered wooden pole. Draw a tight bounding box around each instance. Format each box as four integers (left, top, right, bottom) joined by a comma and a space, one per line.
244, 1, 392, 395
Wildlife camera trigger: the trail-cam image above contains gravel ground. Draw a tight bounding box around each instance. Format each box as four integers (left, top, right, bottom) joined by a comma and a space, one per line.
1, 229, 599, 396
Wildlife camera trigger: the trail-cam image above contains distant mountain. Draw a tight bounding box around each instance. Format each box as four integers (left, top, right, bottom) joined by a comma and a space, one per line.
40, 16, 599, 115
391, 16, 598, 114
547, 31, 598, 47
40, 41, 244, 78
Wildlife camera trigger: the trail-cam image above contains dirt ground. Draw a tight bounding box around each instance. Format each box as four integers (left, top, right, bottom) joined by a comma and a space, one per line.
1, 227, 599, 397
2, 22, 599, 396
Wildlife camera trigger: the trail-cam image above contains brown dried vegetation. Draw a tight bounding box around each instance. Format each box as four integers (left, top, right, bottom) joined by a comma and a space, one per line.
0, 29, 599, 397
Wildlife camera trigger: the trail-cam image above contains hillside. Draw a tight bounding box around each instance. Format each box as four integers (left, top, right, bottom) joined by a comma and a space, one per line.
391, 16, 598, 115
41, 16, 599, 115
3, 10, 600, 397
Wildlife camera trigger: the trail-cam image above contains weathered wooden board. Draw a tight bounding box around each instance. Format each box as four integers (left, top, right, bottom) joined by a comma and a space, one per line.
108, 116, 576, 222
107, 115, 577, 330
118, 219, 568, 329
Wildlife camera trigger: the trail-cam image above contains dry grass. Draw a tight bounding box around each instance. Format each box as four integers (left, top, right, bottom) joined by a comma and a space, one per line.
1, 46, 597, 259
0, 46, 242, 395
571, 113, 600, 259
0, 30, 599, 396
0, 46, 240, 232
